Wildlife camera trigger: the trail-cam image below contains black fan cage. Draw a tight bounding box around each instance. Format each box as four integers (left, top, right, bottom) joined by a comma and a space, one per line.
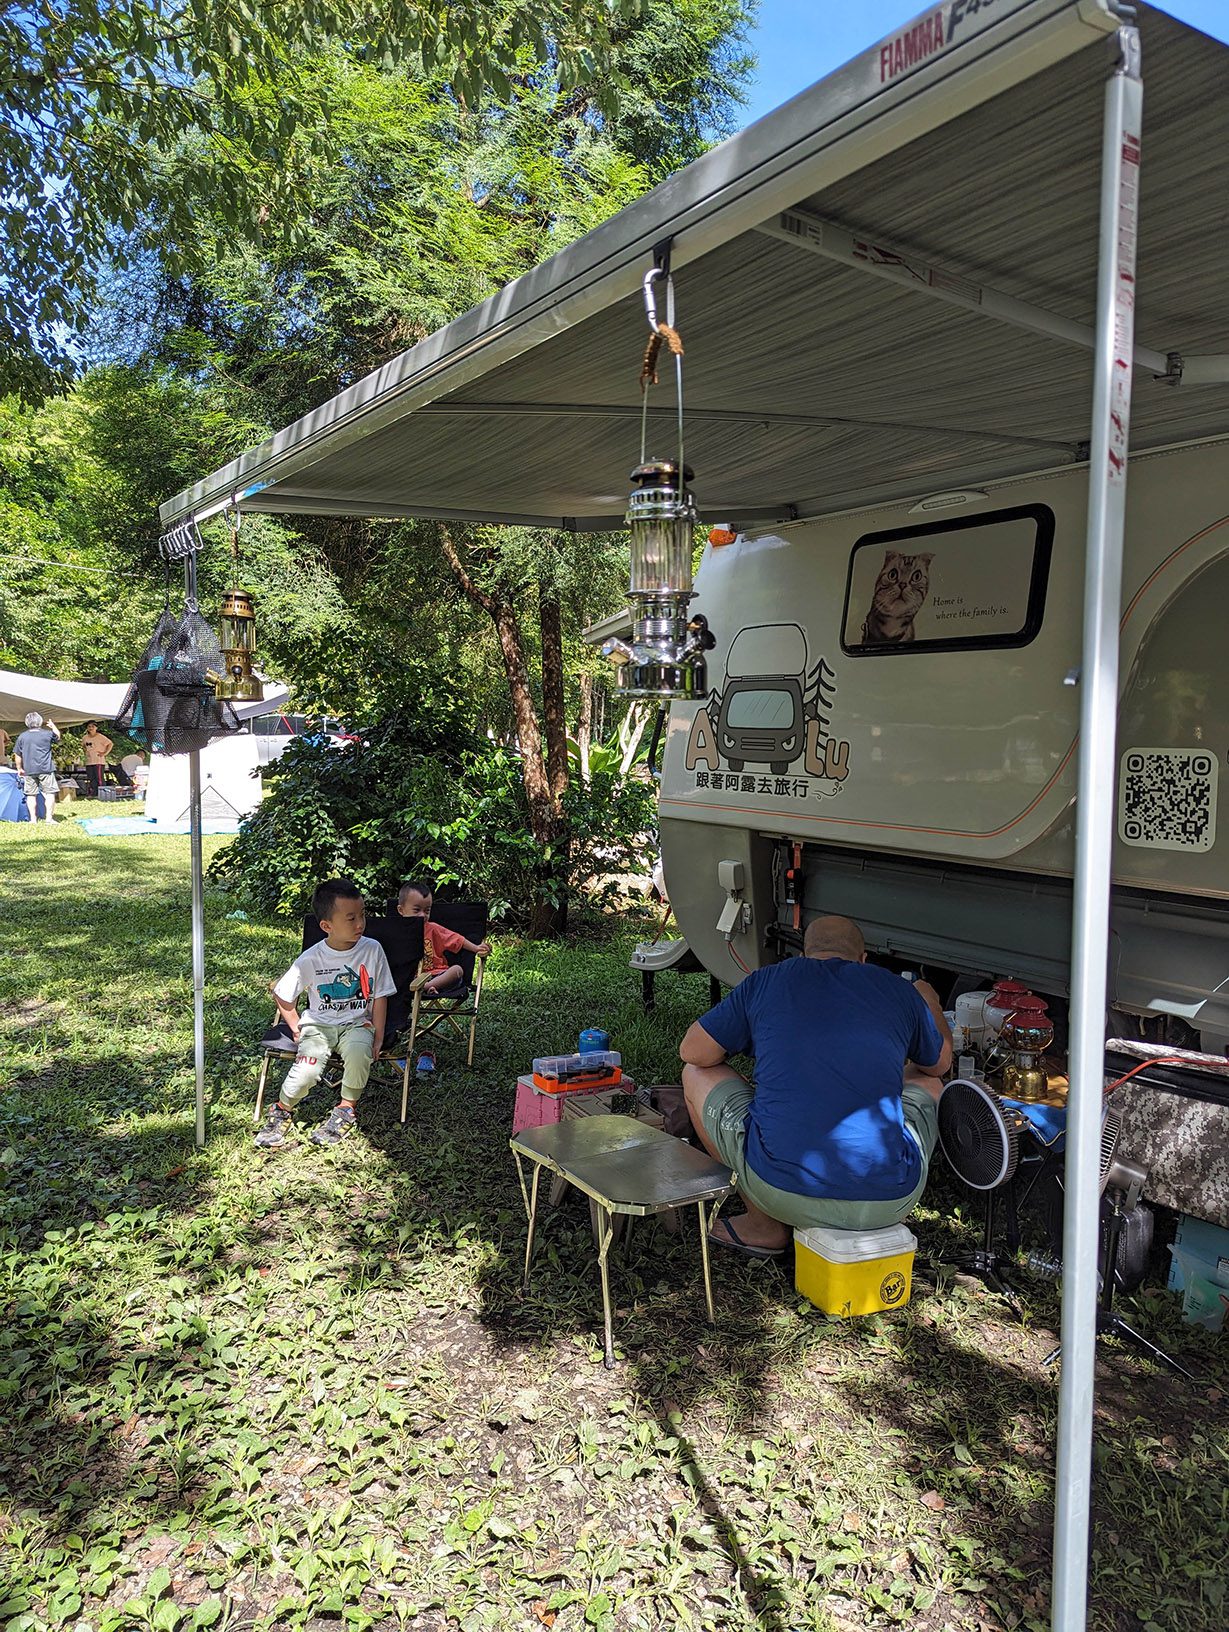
116, 604, 242, 755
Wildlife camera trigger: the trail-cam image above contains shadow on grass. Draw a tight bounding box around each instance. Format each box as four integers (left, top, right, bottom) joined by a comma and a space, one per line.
347, 1065, 1109, 1631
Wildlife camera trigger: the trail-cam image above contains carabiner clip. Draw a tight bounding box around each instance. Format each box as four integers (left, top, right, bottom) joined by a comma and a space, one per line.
643, 266, 665, 335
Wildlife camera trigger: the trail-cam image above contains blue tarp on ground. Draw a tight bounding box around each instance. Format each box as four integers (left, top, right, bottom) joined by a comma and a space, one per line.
76, 816, 241, 837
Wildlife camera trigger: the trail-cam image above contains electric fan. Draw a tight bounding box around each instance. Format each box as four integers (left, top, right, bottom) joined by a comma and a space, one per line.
938, 1078, 1021, 1191
937, 1079, 1029, 1305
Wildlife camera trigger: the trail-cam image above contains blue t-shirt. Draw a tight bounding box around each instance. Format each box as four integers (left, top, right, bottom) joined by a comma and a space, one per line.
699, 957, 943, 1202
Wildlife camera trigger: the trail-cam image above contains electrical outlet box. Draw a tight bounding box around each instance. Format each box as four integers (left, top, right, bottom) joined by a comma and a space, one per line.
718, 859, 745, 893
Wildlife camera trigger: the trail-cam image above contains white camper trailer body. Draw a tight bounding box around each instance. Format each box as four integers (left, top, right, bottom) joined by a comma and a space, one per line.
662, 437, 1229, 1031
660, 436, 1229, 1042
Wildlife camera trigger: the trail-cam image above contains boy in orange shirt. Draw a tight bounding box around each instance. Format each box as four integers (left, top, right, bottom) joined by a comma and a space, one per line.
397, 879, 491, 1073
397, 879, 491, 996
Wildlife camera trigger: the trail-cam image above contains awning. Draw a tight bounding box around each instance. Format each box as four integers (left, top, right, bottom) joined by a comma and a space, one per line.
0, 668, 290, 727
161, 2, 1229, 535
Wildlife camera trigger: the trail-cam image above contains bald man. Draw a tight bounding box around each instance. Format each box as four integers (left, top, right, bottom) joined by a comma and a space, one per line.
680, 915, 952, 1256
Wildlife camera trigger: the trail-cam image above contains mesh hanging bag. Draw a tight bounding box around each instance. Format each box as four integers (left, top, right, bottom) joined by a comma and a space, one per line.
118, 602, 242, 755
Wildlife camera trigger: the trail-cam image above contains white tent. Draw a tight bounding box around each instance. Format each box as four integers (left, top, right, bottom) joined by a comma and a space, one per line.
0, 666, 290, 727
143, 733, 264, 825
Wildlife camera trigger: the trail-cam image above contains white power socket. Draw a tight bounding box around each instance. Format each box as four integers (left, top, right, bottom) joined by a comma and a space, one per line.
716, 859, 752, 938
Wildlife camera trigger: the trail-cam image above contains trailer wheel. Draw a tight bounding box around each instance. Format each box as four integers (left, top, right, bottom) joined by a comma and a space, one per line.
770, 760, 789, 774
727, 759, 743, 773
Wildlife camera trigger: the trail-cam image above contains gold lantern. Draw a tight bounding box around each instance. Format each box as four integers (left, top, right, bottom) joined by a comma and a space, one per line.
214, 587, 264, 702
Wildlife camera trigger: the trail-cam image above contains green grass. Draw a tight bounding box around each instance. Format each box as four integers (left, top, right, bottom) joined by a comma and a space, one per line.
1, 817, 1226, 1632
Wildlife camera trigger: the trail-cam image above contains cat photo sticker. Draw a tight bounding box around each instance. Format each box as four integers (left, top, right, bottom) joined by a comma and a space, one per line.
841, 505, 1054, 657
859, 549, 933, 646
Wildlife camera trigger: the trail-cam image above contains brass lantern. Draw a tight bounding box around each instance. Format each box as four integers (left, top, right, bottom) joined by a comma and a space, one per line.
214, 588, 264, 702
602, 458, 715, 698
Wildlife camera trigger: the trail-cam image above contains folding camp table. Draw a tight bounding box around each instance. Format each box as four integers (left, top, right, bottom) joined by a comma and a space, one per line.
511, 1114, 735, 1366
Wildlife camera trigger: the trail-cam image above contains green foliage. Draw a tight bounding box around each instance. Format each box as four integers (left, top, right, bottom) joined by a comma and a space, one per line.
207, 699, 656, 923
131, 7, 752, 426
0, 373, 345, 689
569, 703, 657, 778
0, 0, 650, 401
0, 390, 162, 679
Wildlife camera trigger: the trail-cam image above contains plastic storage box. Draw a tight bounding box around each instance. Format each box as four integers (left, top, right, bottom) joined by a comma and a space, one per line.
531, 1051, 622, 1094
510, 1074, 645, 1137
1166, 1214, 1229, 1290
794, 1223, 917, 1317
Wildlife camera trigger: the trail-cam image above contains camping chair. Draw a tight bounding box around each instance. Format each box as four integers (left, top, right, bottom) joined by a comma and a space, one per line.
254, 912, 425, 1125
400, 900, 490, 1092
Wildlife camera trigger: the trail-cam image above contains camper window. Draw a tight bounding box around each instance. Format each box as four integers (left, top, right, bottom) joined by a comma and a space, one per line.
840, 504, 1053, 657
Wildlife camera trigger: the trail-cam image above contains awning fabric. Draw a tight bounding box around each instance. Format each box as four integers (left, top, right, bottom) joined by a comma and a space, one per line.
0, 668, 290, 728
160, 2, 1229, 535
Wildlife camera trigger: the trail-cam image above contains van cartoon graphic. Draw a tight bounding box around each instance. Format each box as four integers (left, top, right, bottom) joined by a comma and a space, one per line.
715, 623, 817, 773
685, 621, 848, 793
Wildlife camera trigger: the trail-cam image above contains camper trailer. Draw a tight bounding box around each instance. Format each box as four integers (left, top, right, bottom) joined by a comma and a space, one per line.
661, 439, 1229, 1050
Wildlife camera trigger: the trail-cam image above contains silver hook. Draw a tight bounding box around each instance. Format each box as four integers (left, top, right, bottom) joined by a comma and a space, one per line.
643, 266, 665, 334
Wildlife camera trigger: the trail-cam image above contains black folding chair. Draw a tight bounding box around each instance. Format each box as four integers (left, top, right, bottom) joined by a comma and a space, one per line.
254, 913, 425, 1124
401, 901, 490, 1090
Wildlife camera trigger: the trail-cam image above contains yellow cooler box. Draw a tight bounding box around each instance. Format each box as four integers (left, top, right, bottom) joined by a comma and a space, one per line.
794, 1223, 917, 1317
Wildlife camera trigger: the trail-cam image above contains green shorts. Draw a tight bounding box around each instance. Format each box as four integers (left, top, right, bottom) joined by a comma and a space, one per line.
701, 1076, 939, 1232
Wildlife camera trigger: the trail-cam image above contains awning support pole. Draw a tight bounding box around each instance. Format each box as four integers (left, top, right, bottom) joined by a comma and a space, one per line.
1052, 25, 1142, 1632
185, 552, 208, 1151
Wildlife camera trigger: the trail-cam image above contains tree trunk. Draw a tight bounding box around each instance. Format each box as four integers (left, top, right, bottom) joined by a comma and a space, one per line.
576, 672, 593, 785
619, 702, 650, 775
539, 586, 569, 804
439, 527, 567, 935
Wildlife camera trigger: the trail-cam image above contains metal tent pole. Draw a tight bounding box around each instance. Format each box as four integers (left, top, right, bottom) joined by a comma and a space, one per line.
1051, 25, 1142, 1632
186, 553, 208, 1150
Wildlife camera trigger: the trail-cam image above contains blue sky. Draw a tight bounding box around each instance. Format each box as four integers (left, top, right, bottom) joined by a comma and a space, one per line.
739, 1, 1229, 126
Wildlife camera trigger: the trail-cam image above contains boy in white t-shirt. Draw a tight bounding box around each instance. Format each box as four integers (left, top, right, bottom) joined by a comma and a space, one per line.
256, 878, 396, 1150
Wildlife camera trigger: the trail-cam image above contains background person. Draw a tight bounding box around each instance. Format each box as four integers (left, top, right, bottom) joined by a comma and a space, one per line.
13, 712, 61, 825
680, 914, 952, 1257
82, 721, 114, 794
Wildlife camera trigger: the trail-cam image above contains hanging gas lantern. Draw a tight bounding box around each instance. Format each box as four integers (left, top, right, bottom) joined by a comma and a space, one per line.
604, 457, 713, 697
214, 587, 264, 701
603, 260, 715, 699
212, 512, 263, 702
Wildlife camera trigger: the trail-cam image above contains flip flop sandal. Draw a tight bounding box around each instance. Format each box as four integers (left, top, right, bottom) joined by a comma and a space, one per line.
708, 1214, 789, 1260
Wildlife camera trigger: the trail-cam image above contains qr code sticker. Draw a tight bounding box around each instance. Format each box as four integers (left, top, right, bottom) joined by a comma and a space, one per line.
1119, 748, 1217, 852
